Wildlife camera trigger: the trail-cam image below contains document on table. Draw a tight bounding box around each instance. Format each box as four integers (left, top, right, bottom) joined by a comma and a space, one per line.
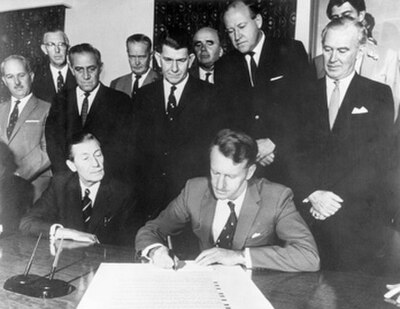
77, 262, 274, 309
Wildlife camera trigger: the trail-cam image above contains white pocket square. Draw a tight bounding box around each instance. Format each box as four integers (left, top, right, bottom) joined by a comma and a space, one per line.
251, 232, 261, 239
270, 75, 284, 82
351, 106, 368, 114
25, 120, 40, 123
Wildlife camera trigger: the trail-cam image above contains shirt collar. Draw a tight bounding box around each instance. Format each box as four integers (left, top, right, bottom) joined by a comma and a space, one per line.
11, 93, 32, 105
49, 63, 68, 77
249, 31, 265, 65
76, 83, 101, 98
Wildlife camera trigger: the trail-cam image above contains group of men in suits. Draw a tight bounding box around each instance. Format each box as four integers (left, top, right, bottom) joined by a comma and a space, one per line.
1, 0, 398, 274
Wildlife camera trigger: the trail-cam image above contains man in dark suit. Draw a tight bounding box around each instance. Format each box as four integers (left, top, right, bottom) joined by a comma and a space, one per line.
215, 0, 314, 183
289, 18, 394, 272
20, 132, 140, 246
45, 43, 134, 182
135, 29, 221, 221
190, 27, 223, 84
110, 34, 160, 100
136, 129, 319, 271
0, 55, 52, 201
32, 29, 76, 103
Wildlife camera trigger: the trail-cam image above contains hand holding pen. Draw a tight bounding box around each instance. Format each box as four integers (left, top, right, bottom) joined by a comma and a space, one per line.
167, 235, 179, 271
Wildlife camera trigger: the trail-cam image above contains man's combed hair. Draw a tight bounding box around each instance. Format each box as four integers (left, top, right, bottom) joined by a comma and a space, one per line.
156, 28, 192, 53
326, 0, 366, 19
223, 0, 261, 19
211, 129, 258, 167
68, 43, 102, 66
126, 33, 152, 52
67, 132, 100, 161
321, 16, 367, 46
0, 55, 32, 76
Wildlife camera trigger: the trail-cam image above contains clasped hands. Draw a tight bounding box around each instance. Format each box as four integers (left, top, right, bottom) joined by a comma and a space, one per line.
149, 245, 245, 269
385, 283, 400, 305
53, 227, 99, 243
303, 190, 343, 220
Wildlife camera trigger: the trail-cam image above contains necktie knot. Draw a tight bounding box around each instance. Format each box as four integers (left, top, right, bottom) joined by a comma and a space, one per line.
135, 74, 142, 81
227, 201, 235, 213
84, 92, 90, 98
247, 51, 255, 57
15, 100, 21, 106
170, 85, 177, 94
84, 188, 90, 198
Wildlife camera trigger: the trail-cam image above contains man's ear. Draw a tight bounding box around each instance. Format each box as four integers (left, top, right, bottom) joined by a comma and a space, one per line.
246, 164, 257, 180
255, 13, 263, 29
66, 159, 77, 172
218, 47, 224, 58
358, 11, 366, 23
40, 44, 49, 55
188, 53, 196, 68
154, 52, 162, 68
29, 72, 35, 83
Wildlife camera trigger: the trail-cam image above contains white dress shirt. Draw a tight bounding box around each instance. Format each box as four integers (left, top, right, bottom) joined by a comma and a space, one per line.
76, 83, 101, 115
162, 75, 189, 111
49, 64, 69, 91
7, 93, 32, 124
325, 71, 356, 109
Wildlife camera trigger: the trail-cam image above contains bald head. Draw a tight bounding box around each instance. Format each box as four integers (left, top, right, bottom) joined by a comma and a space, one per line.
193, 27, 223, 70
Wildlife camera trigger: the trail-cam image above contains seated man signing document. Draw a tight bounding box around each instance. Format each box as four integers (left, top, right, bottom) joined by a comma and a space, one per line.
135, 129, 320, 271
20, 132, 138, 246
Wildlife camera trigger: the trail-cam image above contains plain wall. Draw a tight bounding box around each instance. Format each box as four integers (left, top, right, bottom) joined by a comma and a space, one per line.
65, 0, 154, 85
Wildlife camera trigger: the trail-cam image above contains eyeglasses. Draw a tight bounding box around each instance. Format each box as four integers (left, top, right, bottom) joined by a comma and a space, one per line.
44, 42, 68, 49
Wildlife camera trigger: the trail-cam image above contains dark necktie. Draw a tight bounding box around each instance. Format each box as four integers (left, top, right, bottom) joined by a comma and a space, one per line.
247, 51, 257, 87
7, 100, 21, 139
215, 201, 238, 249
81, 92, 90, 126
82, 188, 92, 229
329, 81, 340, 130
57, 71, 64, 93
205, 72, 212, 83
166, 85, 177, 121
132, 74, 142, 98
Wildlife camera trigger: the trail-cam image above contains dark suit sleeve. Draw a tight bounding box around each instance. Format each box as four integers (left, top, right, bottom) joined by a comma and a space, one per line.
248, 188, 320, 271
45, 92, 69, 172
19, 177, 60, 236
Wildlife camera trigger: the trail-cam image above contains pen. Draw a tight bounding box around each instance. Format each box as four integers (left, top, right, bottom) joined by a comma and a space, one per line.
167, 235, 178, 271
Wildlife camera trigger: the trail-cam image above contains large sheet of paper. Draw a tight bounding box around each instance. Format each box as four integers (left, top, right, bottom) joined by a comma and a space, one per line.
78, 262, 274, 309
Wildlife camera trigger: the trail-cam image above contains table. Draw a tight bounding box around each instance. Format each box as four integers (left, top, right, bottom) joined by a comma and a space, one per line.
0, 233, 398, 309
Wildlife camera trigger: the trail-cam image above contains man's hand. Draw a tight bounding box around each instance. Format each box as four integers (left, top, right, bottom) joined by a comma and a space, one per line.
256, 138, 276, 166
150, 246, 175, 269
303, 190, 343, 220
385, 283, 400, 304
195, 248, 245, 266
54, 228, 99, 243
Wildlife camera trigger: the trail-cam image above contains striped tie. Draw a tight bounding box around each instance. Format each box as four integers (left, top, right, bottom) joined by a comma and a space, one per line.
82, 188, 92, 229
7, 100, 21, 139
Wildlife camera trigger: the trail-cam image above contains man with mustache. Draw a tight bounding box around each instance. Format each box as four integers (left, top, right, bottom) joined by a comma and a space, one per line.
0, 55, 51, 201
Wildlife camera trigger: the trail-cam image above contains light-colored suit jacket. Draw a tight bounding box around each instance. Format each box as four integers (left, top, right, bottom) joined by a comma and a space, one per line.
135, 177, 320, 272
0, 95, 51, 183
109, 69, 160, 97
314, 41, 400, 119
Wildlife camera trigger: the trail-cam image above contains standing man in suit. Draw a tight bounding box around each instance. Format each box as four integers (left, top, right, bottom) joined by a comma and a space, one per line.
136, 129, 319, 271
290, 18, 394, 272
20, 132, 140, 246
45, 43, 134, 182
135, 29, 221, 221
190, 27, 223, 84
110, 34, 160, 101
313, 0, 400, 121
216, 0, 313, 183
32, 29, 76, 103
0, 55, 51, 201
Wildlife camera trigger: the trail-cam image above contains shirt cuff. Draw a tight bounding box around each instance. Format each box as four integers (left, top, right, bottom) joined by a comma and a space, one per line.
141, 243, 164, 262
244, 248, 252, 268
49, 223, 63, 239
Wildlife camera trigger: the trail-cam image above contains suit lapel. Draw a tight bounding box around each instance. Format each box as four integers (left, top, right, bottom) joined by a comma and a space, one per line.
199, 184, 217, 246
8, 95, 38, 142
122, 74, 133, 95
85, 83, 105, 127
233, 182, 260, 249
331, 75, 359, 134
317, 78, 331, 133
0, 101, 11, 141
66, 174, 85, 230
88, 180, 111, 233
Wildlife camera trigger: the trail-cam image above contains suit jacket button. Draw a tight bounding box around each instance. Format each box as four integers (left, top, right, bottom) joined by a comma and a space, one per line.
254, 114, 260, 120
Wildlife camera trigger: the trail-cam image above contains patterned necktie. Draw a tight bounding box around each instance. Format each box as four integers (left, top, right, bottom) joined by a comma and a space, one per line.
132, 74, 142, 98
247, 51, 257, 87
215, 201, 238, 249
57, 71, 64, 93
329, 80, 340, 130
205, 72, 212, 83
81, 92, 90, 126
166, 85, 177, 121
7, 100, 21, 139
82, 188, 92, 229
